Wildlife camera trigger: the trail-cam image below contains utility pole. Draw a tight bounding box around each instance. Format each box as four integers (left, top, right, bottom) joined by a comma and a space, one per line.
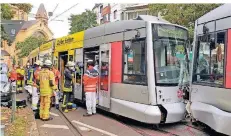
11, 81, 17, 123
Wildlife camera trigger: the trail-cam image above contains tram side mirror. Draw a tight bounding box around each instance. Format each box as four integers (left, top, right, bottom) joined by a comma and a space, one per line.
210, 38, 216, 50
124, 41, 131, 53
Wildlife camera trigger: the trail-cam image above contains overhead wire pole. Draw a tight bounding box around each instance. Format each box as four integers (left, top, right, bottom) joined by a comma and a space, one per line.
49, 3, 79, 22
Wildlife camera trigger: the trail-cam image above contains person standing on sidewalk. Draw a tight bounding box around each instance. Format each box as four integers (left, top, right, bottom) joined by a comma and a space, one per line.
36, 60, 56, 121
52, 64, 61, 109
31, 61, 42, 112
83, 60, 99, 116
16, 63, 25, 93
62, 61, 75, 113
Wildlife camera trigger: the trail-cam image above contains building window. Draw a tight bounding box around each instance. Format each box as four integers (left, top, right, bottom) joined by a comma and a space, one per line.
100, 5, 103, 13
121, 12, 124, 20
114, 10, 117, 19
123, 39, 147, 85
193, 32, 225, 86
128, 12, 137, 20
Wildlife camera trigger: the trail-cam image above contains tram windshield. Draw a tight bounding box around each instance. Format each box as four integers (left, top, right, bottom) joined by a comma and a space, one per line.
152, 24, 189, 85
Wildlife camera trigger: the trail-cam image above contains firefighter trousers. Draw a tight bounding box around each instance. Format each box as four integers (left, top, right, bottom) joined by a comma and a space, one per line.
40, 95, 51, 120
62, 92, 71, 110
85, 92, 96, 115
16, 80, 23, 92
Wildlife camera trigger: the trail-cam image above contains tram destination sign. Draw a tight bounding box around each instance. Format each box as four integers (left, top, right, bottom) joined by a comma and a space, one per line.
158, 25, 188, 40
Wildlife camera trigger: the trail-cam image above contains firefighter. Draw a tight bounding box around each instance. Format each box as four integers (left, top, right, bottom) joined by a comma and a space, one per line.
8, 64, 17, 82
25, 62, 31, 85
16, 63, 25, 93
83, 60, 99, 116
51, 64, 61, 109
62, 61, 75, 113
30, 61, 41, 111
36, 60, 56, 121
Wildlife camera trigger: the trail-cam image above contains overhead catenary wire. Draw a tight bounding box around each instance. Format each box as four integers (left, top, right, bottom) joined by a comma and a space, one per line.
49, 3, 79, 22
49, 4, 59, 20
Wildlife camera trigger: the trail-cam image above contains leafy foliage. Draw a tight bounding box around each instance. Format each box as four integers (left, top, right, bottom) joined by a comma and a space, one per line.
11, 3, 33, 13
16, 36, 45, 58
69, 9, 97, 34
148, 4, 221, 41
1, 4, 14, 45
1, 4, 14, 19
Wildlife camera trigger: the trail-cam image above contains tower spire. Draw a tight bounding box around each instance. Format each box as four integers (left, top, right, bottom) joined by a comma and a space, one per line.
35, 3, 48, 24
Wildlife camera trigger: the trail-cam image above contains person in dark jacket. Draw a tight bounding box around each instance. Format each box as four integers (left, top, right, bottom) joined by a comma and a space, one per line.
62, 61, 75, 113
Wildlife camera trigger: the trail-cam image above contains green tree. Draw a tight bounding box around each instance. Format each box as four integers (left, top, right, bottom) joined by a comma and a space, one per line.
11, 3, 33, 13
69, 9, 97, 34
16, 36, 45, 58
148, 4, 221, 41
1, 4, 14, 44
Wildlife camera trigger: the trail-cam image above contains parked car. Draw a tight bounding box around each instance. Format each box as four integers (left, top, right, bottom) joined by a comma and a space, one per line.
0, 63, 11, 103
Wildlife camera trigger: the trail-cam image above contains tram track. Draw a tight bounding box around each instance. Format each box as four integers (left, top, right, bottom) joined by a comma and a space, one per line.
52, 103, 208, 136
57, 108, 83, 136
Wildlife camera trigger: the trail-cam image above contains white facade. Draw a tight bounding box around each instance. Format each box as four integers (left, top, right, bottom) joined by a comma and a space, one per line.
93, 3, 127, 25
93, 3, 150, 25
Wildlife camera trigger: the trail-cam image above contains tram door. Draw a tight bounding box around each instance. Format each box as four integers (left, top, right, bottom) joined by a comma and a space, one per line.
74, 48, 83, 100
59, 52, 68, 90
99, 44, 111, 109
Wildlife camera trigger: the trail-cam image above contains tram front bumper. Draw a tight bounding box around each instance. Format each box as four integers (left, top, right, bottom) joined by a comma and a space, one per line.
191, 102, 231, 136
162, 102, 186, 123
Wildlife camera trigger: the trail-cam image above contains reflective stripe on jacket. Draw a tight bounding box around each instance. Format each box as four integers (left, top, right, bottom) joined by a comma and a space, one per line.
38, 69, 56, 96
26, 68, 34, 85
83, 66, 99, 92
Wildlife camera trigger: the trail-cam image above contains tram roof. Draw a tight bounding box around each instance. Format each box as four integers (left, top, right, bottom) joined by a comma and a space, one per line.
84, 15, 170, 40
197, 4, 231, 25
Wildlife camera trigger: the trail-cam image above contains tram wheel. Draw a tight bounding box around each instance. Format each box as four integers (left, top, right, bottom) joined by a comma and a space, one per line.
153, 124, 160, 129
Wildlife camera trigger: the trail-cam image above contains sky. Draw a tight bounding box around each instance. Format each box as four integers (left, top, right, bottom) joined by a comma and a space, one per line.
28, 2, 95, 38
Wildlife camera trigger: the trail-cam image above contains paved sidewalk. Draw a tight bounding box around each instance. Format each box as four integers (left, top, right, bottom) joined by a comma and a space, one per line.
17, 92, 78, 136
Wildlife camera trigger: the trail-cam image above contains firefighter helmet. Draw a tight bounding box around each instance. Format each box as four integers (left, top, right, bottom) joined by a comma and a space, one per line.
66, 61, 75, 67
44, 60, 52, 66
34, 60, 41, 66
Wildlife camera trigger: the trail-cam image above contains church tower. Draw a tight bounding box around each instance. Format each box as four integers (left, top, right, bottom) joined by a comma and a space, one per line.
35, 3, 48, 25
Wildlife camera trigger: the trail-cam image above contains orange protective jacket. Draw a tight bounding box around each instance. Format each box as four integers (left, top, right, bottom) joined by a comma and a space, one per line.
9, 68, 17, 81
33, 68, 41, 87
52, 68, 61, 85
83, 66, 99, 92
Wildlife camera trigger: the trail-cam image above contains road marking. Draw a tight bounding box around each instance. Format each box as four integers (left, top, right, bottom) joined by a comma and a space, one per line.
41, 124, 69, 129
50, 112, 59, 117
78, 126, 91, 131
72, 120, 118, 136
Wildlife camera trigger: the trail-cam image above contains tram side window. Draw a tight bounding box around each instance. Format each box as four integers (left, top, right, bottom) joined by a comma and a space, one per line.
194, 32, 225, 86
123, 39, 147, 85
